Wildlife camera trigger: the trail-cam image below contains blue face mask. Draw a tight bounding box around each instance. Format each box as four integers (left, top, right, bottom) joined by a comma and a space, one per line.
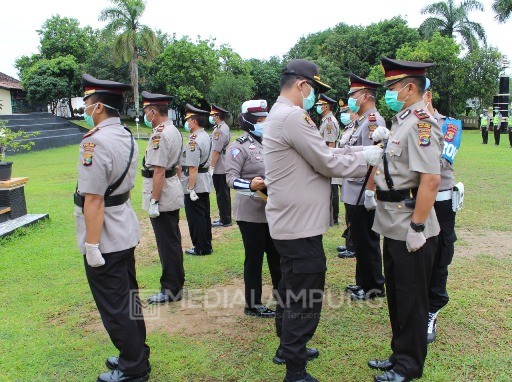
339, 113, 352, 126
385, 84, 410, 112
83, 103, 98, 127
184, 121, 190, 132
302, 84, 316, 111
348, 96, 361, 113
209, 116, 215, 125
144, 111, 154, 128
316, 105, 324, 115
252, 123, 265, 137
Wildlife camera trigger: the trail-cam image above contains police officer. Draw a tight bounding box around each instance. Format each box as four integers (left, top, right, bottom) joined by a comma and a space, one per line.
342, 74, 386, 301
423, 79, 461, 343
507, 109, 512, 148
492, 107, 502, 145
315, 94, 341, 225
181, 104, 213, 256
209, 104, 232, 227
479, 110, 490, 144
74, 74, 150, 382
264, 59, 381, 382
140, 91, 185, 304
367, 58, 443, 382
225, 99, 281, 318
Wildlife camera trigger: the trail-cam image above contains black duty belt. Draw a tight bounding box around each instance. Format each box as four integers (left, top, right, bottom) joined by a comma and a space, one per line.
376, 188, 418, 202
183, 167, 209, 176
74, 191, 130, 208
141, 168, 177, 178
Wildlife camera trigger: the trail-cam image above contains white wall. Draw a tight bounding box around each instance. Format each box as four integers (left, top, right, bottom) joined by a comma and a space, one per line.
0, 89, 13, 115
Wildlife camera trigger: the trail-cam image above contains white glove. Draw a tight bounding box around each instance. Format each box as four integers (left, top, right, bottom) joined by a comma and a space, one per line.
364, 190, 377, 210
406, 226, 427, 252
371, 126, 390, 142
85, 242, 105, 267
148, 200, 160, 218
362, 146, 383, 166
188, 189, 199, 201
208, 166, 214, 176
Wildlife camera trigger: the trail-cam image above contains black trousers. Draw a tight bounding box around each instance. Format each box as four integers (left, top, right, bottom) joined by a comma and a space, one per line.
429, 200, 457, 313
184, 192, 212, 254
343, 203, 356, 252
481, 127, 488, 144
508, 127, 512, 147
84, 248, 150, 375
493, 126, 501, 145
238, 221, 282, 307
150, 210, 185, 297
331, 184, 340, 222
384, 236, 437, 379
346, 204, 384, 291
274, 235, 326, 372
212, 173, 232, 224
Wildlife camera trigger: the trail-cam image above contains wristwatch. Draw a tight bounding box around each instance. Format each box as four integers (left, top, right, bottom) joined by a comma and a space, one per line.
150, 198, 159, 205
410, 221, 425, 232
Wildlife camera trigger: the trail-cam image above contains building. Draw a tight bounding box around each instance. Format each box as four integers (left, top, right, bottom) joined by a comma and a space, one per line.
0, 72, 25, 115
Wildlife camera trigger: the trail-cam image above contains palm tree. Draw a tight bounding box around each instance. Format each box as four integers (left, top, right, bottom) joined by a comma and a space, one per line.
419, 0, 486, 50
492, 0, 512, 22
99, 0, 160, 116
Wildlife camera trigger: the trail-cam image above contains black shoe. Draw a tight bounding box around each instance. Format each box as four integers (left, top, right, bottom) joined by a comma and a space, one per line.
336, 245, 347, 252
338, 250, 356, 259
147, 292, 182, 304
185, 248, 212, 256
345, 284, 362, 293
273, 347, 319, 365
244, 305, 275, 318
368, 359, 394, 371
97, 368, 150, 382
212, 220, 232, 227
283, 369, 318, 382
374, 370, 409, 382
350, 288, 386, 301
106, 356, 118, 370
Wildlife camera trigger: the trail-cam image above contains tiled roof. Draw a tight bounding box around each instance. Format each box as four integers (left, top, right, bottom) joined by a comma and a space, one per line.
0, 72, 22, 90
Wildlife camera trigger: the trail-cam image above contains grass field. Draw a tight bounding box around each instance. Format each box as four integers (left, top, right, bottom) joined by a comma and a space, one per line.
0, 130, 510, 382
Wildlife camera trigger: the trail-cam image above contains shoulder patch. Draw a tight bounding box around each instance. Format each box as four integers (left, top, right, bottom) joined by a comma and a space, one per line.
214, 131, 221, 140
82, 142, 96, 152
414, 109, 430, 120
231, 148, 241, 158
304, 113, 316, 128
369, 113, 377, 122
152, 135, 160, 150
444, 123, 458, 142
82, 152, 93, 166
189, 141, 196, 151
400, 109, 411, 120
417, 122, 432, 147
367, 124, 377, 138
326, 124, 333, 134
83, 127, 98, 138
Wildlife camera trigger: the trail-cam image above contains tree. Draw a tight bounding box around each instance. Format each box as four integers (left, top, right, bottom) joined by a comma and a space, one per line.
22, 56, 80, 115
247, 57, 282, 107
209, 74, 254, 126
419, 0, 486, 50
99, 0, 161, 116
492, 0, 512, 22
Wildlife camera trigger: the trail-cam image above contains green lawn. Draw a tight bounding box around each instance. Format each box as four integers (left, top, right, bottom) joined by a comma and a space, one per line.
0, 130, 510, 381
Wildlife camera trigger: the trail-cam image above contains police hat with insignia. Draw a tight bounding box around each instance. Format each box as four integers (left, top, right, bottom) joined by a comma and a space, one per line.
82, 74, 132, 100
281, 59, 331, 93
348, 73, 382, 95
315, 93, 337, 106
141, 91, 173, 109
381, 57, 435, 87
184, 103, 210, 120
242, 100, 268, 117
210, 104, 229, 115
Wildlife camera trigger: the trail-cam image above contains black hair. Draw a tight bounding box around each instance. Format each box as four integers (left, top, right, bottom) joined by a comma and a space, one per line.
190, 115, 208, 128
280, 75, 312, 91
149, 104, 168, 116
89, 93, 124, 117
214, 112, 226, 121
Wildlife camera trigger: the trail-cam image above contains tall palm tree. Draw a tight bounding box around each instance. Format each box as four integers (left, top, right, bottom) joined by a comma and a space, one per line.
419, 0, 486, 50
99, 0, 160, 116
492, 0, 512, 22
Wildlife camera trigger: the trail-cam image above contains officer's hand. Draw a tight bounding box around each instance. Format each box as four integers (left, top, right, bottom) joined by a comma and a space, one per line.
148, 202, 160, 218
371, 126, 390, 142
208, 166, 214, 176
85, 242, 105, 267
250, 177, 266, 191
188, 189, 199, 201
362, 146, 383, 167
364, 190, 377, 210
406, 227, 427, 252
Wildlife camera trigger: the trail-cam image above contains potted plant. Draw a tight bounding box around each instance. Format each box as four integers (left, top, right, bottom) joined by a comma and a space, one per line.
0, 120, 39, 181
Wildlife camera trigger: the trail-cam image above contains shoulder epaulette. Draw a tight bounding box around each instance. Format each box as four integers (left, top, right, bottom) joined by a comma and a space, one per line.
359, 115, 366, 122
83, 127, 99, 139
190, 133, 197, 140
155, 124, 165, 133
237, 135, 249, 144
414, 109, 430, 120
400, 109, 411, 120
369, 113, 377, 122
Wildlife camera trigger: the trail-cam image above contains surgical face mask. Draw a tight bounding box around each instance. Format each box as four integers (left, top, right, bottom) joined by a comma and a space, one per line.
385, 83, 410, 112
144, 111, 154, 128
184, 121, 190, 132
301, 83, 316, 111
252, 123, 265, 137
348, 95, 362, 113
339, 113, 352, 126
316, 105, 324, 115
209, 116, 215, 125
83, 103, 99, 127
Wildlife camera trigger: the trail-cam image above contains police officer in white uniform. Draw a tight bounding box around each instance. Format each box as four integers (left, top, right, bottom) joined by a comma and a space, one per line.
74, 74, 150, 382
140, 91, 185, 304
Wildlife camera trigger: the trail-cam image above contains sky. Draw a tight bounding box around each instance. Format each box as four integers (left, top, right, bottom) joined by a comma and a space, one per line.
1, 0, 511, 79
